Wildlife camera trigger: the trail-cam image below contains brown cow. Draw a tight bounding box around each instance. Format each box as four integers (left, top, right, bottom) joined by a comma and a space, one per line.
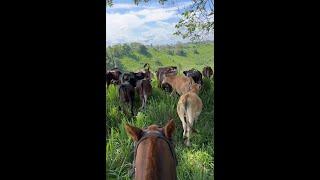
106, 68, 122, 88
176, 83, 203, 146
156, 66, 178, 92
161, 75, 195, 96
202, 66, 213, 79
136, 79, 152, 110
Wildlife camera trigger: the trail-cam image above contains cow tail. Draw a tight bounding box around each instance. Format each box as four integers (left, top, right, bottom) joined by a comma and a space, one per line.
184, 96, 198, 134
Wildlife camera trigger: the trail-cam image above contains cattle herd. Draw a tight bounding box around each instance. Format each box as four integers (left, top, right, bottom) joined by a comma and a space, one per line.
106, 64, 213, 146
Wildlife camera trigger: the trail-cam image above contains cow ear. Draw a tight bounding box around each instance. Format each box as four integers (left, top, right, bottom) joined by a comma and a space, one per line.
164, 119, 175, 139
125, 124, 143, 142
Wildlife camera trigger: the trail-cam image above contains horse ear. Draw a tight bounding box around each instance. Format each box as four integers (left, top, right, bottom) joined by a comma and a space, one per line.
164, 119, 175, 139
125, 124, 143, 142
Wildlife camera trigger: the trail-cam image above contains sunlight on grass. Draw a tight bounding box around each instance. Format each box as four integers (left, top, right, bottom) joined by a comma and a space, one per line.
106, 42, 214, 179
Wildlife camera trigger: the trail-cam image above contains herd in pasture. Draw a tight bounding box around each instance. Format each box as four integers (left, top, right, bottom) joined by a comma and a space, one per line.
106, 63, 213, 180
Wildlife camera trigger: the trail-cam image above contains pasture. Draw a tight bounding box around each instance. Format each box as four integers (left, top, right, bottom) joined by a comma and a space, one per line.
106, 41, 214, 180
106, 42, 214, 73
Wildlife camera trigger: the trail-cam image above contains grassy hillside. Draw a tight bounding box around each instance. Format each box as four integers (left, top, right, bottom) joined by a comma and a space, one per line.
106, 77, 214, 179
106, 41, 214, 179
106, 42, 214, 73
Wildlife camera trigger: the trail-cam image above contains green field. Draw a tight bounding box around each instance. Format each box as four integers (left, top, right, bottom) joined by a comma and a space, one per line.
106, 42, 214, 179
106, 42, 214, 72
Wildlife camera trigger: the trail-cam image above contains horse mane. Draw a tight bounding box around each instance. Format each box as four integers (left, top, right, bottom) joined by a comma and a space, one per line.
144, 138, 159, 180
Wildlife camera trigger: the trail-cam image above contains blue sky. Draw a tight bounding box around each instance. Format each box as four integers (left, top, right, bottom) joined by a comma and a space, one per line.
106, 0, 214, 46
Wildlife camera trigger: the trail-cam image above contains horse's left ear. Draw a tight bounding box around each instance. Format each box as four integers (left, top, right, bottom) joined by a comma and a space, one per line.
125, 124, 143, 142
164, 119, 175, 139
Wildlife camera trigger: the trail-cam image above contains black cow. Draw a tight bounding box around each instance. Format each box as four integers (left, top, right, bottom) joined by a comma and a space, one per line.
118, 82, 135, 116
183, 69, 203, 85
121, 72, 145, 87
106, 68, 122, 88
202, 66, 213, 79
143, 63, 152, 80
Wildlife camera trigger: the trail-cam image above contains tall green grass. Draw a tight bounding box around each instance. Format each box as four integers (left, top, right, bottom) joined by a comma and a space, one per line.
106, 78, 214, 179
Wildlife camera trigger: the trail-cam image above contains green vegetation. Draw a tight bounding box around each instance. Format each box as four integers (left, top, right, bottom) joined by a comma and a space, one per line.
106, 42, 214, 73
107, 76, 214, 179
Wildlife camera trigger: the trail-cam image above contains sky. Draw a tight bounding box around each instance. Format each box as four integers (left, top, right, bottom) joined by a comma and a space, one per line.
106, 0, 214, 46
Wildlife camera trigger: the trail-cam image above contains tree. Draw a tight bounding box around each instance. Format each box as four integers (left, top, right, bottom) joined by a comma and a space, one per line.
174, 0, 214, 41
174, 43, 187, 56
138, 44, 149, 55
122, 44, 132, 55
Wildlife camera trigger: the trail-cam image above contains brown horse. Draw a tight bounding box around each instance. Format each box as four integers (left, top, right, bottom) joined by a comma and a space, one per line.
125, 119, 177, 180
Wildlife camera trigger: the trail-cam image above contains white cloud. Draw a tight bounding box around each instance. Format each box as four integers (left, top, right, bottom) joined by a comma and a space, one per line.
107, 1, 192, 10
107, 3, 137, 9
133, 8, 177, 22
106, 1, 211, 45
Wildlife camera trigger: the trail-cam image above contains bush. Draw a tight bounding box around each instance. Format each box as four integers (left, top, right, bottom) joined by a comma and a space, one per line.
176, 49, 187, 56
138, 45, 148, 55
154, 58, 163, 66
167, 49, 174, 55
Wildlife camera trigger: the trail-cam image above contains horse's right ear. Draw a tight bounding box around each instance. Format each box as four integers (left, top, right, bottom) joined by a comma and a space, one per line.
164, 119, 175, 139
125, 124, 143, 142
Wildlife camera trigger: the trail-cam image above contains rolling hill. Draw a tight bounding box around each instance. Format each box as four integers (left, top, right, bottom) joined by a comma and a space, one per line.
106, 42, 214, 73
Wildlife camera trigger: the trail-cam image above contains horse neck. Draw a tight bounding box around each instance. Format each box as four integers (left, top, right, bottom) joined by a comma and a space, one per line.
135, 138, 176, 180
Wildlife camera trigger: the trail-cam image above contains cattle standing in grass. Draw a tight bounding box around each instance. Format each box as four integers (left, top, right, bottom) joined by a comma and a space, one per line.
136, 79, 152, 110
156, 66, 178, 92
106, 68, 122, 88
143, 68, 152, 80
121, 72, 145, 87
143, 63, 152, 80
183, 69, 203, 85
161, 75, 195, 96
176, 83, 203, 146
118, 82, 135, 116
202, 66, 213, 79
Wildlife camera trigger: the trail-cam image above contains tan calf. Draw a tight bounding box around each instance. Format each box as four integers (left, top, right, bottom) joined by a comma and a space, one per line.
176, 84, 203, 146
161, 75, 195, 96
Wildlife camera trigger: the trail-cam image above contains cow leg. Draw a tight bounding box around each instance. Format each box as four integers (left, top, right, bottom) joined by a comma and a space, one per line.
138, 96, 143, 110
143, 95, 147, 110
119, 103, 129, 116
177, 104, 187, 139
185, 109, 194, 147
130, 100, 134, 117
182, 116, 187, 139
185, 125, 192, 147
